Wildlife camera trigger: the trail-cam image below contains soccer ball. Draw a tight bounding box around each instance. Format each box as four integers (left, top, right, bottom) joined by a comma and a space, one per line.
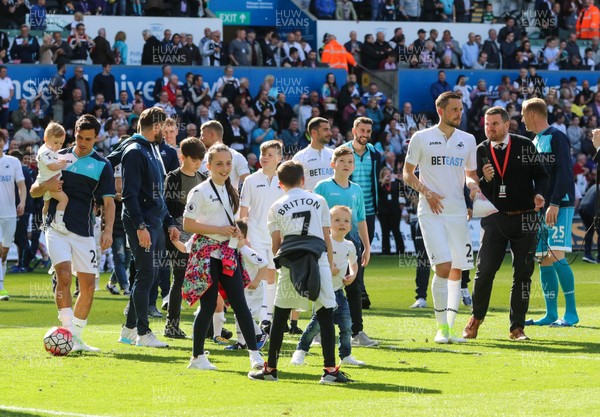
43, 326, 73, 356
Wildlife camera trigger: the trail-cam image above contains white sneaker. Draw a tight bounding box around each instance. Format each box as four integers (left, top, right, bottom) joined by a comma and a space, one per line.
51, 220, 68, 234
461, 288, 473, 307
410, 298, 428, 308
448, 327, 467, 344
290, 349, 307, 366
311, 333, 321, 346
136, 332, 169, 348
72, 336, 101, 353
341, 355, 366, 366
249, 350, 264, 369
434, 325, 449, 344
351, 331, 379, 347
118, 326, 137, 345
188, 353, 216, 370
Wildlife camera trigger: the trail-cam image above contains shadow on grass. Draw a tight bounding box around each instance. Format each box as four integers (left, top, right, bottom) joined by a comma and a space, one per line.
0, 409, 53, 417
111, 352, 187, 363
476, 338, 600, 354
386, 346, 484, 355
220, 369, 443, 394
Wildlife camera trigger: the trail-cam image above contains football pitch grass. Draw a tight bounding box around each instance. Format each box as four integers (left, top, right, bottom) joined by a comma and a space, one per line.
0, 255, 599, 417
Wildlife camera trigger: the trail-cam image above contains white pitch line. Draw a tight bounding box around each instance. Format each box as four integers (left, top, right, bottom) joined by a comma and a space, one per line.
0, 405, 112, 417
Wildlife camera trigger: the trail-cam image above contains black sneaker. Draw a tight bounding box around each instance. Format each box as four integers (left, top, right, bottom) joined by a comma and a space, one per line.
260, 320, 271, 335
248, 364, 278, 382
164, 325, 187, 339
224, 342, 247, 350
106, 282, 120, 295
289, 325, 303, 335
320, 367, 353, 384
221, 328, 233, 340
362, 295, 371, 310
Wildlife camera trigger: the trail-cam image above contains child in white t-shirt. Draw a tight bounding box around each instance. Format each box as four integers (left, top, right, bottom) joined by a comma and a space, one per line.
290, 205, 365, 366
37, 122, 70, 232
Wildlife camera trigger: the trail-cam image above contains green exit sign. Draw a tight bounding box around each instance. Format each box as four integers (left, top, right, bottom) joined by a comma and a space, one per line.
217, 12, 251, 25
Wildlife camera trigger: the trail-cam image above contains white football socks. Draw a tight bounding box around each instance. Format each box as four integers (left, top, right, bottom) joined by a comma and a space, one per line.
263, 282, 276, 323
72, 317, 87, 341
58, 307, 74, 332
213, 311, 224, 339
446, 280, 462, 329
431, 275, 448, 326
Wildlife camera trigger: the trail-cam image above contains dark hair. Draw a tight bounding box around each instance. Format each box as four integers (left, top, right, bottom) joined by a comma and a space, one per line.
235, 218, 248, 238
307, 117, 329, 136
75, 114, 101, 136
180, 137, 206, 160
277, 160, 304, 188
76, 23, 85, 29
9, 150, 23, 161
485, 106, 510, 123
435, 91, 462, 110
102, 62, 111, 68
207, 144, 239, 213
353, 116, 373, 130
138, 107, 167, 131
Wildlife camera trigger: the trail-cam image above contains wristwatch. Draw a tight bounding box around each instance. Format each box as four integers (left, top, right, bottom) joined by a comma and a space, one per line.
137, 223, 147, 231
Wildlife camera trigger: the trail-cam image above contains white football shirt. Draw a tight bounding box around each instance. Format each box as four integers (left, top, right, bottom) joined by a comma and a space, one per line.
184, 180, 235, 242
405, 125, 476, 217
240, 169, 285, 247
292, 145, 334, 192
0, 154, 25, 218
268, 188, 330, 240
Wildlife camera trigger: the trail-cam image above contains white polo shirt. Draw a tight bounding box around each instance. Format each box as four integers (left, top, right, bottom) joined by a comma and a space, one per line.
331, 238, 357, 291
199, 146, 249, 190
0, 154, 25, 218
184, 180, 235, 243
0, 76, 13, 109
240, 169, 284, 247
268, 187, 330, 240
292, 145, 334, 192
405, 125, 476, 217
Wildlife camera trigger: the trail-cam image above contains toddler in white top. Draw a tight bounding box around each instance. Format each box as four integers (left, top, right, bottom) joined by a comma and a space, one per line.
37, 122, 70, 232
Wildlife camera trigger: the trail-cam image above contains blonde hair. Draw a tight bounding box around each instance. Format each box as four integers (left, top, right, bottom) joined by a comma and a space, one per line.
522, 98, 548, 118
332, 145, 354, 163
259, 140, 282, 156
330, 205, 352, 217
44, 122, 65, 140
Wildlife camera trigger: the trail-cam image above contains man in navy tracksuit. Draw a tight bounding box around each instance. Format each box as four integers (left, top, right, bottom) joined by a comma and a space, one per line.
112, 107, 180, 348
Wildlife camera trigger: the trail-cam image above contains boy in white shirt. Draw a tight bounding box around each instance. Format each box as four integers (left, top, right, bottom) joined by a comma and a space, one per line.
239, 140, 284, 332
248, 160, 352, 384
290, 205, 365, 366
36, 122, 71, 232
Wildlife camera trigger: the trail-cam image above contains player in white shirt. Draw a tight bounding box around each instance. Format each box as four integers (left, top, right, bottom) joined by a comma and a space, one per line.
292, 117, 334, 192
183, 144, 263, 372
249, 160, 351, 384
198, 120, 250, 190
403, 91, 481, 344
0, 130, 26, 301
239, 141, 284, 330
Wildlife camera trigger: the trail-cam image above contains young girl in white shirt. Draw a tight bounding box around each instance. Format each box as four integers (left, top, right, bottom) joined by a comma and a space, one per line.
182, 143, 263, 371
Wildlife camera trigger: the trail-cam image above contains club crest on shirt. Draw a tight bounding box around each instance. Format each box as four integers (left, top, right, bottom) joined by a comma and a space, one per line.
456, 141, 465, 149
